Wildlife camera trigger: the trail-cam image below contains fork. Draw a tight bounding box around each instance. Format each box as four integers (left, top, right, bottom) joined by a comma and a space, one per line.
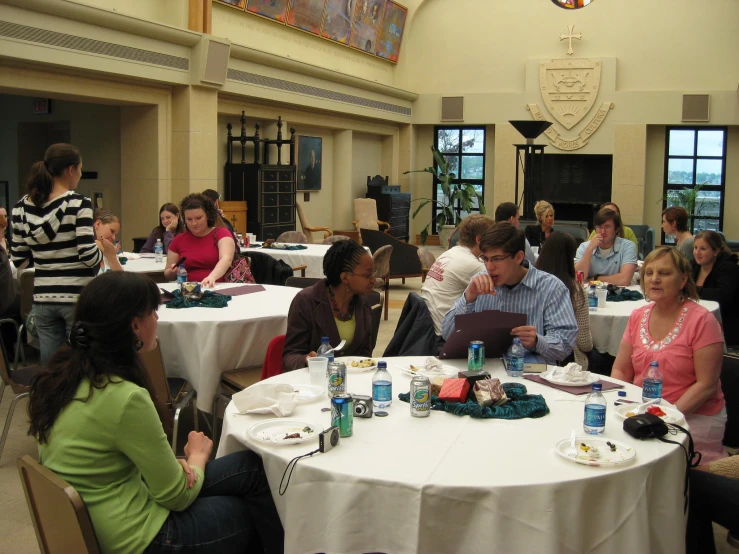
567, 429, 577, 458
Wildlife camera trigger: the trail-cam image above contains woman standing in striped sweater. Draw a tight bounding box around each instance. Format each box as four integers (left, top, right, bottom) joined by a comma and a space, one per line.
11, 143, 118, 364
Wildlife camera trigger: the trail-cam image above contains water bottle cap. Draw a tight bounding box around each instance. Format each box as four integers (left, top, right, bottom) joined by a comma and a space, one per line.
321, 336, 330, 343
378, 361, 387, 369
618, 390, 627, 397
513, 338, 521, 344
650, 361, 659, 367
592, 383, 602, 391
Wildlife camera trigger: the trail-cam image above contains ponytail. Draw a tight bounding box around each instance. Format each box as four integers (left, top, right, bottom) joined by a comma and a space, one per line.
26, 143, 82, 206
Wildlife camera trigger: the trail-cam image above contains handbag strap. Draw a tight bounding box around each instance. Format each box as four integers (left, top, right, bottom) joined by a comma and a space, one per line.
655, 423, 702, 513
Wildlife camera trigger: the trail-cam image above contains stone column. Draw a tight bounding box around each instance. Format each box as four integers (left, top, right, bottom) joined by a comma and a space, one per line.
333, 129, 353, 230
611, 124, 648, 224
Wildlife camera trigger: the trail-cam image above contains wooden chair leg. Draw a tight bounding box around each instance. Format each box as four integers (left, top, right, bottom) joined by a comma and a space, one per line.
384, 284, 389, 321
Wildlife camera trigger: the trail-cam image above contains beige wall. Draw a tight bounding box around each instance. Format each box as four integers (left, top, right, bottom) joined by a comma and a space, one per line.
352, 132, 384, 201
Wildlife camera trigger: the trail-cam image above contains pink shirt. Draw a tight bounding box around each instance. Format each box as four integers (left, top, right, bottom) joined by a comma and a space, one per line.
168, 227, 232, 283
622, 300, 725, 416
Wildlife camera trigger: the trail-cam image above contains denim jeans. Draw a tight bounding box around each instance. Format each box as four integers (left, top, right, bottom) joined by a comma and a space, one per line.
144, 451, 284, 554
34, 303, 76, 365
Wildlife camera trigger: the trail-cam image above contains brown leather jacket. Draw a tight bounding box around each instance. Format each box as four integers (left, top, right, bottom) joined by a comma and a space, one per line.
282, 279, 372, 372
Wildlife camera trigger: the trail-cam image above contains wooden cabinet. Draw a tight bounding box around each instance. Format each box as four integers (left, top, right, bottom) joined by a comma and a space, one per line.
366, 180, 410, 242
220, 201, 247, 236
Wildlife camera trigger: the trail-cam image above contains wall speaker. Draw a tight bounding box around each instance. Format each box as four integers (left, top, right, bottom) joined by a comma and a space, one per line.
441, 97, 464, 122
193, 36, 230, 87
682, 94, 710, 122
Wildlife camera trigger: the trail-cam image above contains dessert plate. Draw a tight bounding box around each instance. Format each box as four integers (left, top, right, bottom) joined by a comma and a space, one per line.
555, 436, 636, 466
247, 419, 320, 445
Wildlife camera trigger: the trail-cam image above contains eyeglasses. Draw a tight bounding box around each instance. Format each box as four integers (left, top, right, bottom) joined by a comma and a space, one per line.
349, 272, 378, 280
595, 225, 615, 232
477, 253, 512, 264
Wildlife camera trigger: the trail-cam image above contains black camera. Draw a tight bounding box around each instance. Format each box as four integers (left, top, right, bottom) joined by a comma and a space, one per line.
352, 394, 373, 418
319, 426, 340, 452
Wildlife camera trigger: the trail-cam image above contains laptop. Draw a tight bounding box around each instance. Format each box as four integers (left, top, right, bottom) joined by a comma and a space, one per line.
438, 310, 527, 359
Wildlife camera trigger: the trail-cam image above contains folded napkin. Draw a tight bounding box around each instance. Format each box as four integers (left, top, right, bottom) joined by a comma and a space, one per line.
545, 362, 591, 384
164, 289, 231, 309
421, 357, 447, 374
232, 384, 297, 417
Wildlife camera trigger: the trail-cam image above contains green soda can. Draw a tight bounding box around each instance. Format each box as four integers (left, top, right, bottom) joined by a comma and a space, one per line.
468, 341, 485, 371
331, 394, 353, 437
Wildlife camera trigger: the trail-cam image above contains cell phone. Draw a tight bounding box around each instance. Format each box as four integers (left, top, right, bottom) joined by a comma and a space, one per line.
175, 257, 187, 266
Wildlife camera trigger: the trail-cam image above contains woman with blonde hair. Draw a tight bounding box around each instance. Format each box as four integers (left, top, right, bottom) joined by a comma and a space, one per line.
524, 200, 555, 247
612, 247, 726, 463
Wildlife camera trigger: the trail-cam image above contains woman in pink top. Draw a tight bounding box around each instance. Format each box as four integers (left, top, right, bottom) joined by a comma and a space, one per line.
612, 246, 726, 463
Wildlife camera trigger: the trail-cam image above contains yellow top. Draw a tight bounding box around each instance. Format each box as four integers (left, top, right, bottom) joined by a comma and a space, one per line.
334, 314, 356, 349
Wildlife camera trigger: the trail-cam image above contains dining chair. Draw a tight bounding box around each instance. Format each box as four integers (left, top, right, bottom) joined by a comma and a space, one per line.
17, 455, 101, 554
276, 231, 308, 244
372, 245, 393, 321
353, 198, 390, 233
296, 202, 332, 243
322, 235, 351, 244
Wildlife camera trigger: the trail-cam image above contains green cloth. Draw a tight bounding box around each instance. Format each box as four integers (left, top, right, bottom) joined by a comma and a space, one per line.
165, 289, 231, 308
39, 379, 204, 554
398, 382, 550, 419
607, 288, 644, 302
260, 244, 308, 251
589, 225, 639, 251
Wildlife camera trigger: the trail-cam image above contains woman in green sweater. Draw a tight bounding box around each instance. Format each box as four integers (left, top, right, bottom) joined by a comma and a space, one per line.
27, 272, 283, 554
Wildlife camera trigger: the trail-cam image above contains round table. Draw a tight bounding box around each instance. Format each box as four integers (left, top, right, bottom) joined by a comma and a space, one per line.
157, 282, 299, 412
120, 254, 166, 277
590, 286, 720, 356
241, 243, 370, 279
217, 357, 686, 554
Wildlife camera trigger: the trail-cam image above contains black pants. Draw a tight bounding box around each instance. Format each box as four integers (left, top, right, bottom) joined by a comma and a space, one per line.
686, 468, 739, 554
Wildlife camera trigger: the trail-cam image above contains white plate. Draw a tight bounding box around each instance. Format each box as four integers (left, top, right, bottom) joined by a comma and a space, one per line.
541, 370, 600, 386
336, 356, 377, 372
400, 363, 458, 378
614, 402, 685, 424
555, 436, 636, 466
292, 384, 324, 403
247, 418, 320, 445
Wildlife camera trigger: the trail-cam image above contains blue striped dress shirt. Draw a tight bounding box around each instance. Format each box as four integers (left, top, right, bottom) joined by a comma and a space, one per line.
441, 265, 578, 363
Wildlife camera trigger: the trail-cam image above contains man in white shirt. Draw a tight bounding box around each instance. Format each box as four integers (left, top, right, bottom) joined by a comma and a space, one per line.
421, 214, 495, 336
494, 202, 537, 266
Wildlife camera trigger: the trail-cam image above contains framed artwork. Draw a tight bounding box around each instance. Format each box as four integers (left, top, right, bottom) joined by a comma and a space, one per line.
92, 191, 104, 210
349, 0, 385, 53
375, 0, 406, 62
214, 0, 246, 9
287, 0, 327, 35
320, 0, 354, 45
246, 0, 290, 22
297, 136, 322, 191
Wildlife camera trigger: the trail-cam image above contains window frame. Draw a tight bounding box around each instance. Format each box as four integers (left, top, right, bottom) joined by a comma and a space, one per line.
661, 126, 727, 244
432, 126, 486, 235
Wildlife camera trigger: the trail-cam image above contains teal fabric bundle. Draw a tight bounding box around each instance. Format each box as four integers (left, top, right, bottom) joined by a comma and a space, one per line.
398, 382, 549, 419
165, 290, 231, 309
261, 244, 308, 251
607, 288, 644, 302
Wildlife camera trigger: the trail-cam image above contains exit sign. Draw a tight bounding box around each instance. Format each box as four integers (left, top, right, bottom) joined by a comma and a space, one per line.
33, 99, 51, 114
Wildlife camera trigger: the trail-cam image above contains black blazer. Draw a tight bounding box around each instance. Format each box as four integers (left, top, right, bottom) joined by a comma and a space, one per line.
691, 252, 739, 345
524, 224, 554, 248
282, 279, 372, 372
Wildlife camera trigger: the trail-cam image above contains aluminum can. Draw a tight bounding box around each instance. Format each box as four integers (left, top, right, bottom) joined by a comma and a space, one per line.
468, 341, 485, 371
331, 394, 353, 437
327, 361, 347, 397
410, 375, 431, 417
576, 271, 585, 285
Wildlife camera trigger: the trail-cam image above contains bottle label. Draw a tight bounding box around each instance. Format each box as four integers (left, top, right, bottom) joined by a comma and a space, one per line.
642, 379, 663, 399
373, 382, 392, 402
508, 356, 524, 372
584, 405, 606, 427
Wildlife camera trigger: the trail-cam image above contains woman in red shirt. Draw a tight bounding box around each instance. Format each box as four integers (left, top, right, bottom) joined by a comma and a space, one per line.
164, 194, 235, 287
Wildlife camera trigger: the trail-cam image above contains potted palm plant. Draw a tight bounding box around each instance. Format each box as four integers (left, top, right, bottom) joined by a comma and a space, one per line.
405, 146, 486, 246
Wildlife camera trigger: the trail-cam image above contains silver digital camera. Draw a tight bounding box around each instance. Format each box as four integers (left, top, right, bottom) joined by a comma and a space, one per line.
319, 426, 340, 452
352, 394, 373, 418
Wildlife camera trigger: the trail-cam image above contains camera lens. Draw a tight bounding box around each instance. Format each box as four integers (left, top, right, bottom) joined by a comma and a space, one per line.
330, 430, 339, 446
355, 404, 367, 416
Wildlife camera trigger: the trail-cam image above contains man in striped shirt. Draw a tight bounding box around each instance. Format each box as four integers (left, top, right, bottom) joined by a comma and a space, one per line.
442, 223, 577, 363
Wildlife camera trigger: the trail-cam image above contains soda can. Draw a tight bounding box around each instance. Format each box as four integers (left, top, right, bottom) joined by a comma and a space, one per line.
327, 362, 347, 397
468, 341, 485, 371
576, 271, 585, 285
331, 394, 353, 437
410, 375, 431, 417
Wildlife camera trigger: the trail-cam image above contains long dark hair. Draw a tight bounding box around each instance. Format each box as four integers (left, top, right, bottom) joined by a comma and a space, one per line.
26, 143, 81, 207
28, 272, 162, 444
152, 203, 183, 239
536, 231, 577, 299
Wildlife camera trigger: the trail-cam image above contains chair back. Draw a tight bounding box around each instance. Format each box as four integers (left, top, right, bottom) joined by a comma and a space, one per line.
372, 245, 393, 280
417, 247, 436, 271
295, 201, 310, 232
628, 225, 655, 258
721, 353, 739, 449
139, 339, 171, 406
448, 227, 460, 249
17, 455, 101, 554
277, 231, 308, 244
360, 229, 422, 278
322, 235, 351, 244
20, 270, 34, 321
353, 198, 380, 231
285, 276, 321, 289
260, 335, 286, 381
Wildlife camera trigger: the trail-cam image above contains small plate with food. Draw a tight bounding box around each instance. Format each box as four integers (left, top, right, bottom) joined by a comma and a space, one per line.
400, 361, 457, 378
247, 419, 320, 445
614, 402, 685, 424
555, 436, 636, 466
336, 357, 377, 372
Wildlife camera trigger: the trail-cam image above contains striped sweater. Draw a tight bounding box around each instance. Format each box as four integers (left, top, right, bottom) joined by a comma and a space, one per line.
10, 191, 102, 304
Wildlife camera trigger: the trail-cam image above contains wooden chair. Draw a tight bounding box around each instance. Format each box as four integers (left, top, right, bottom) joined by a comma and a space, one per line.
139, 340, 197, 454
0, 332, 42, 465
276, 231, 308, 244
17, 455, 101, 554
353, 199, 390, 234
322, 235, 352, 244
296, 202, 332, 243
372, 245, 393, 321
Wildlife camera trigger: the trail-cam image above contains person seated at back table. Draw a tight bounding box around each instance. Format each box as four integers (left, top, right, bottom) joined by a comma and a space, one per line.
587, 202, 639, 251
441, 223, 578, 363
93, 209, 123, 272
575, 207, 637, 286
524, 200, 555, 248
283, 240, 374, 371
495, 201, 537, 266
421, 214, 495, 338
164, 194, 235, 288
27, 272, 284, 554
662, 205, 694, 263
141, 203, 184, 254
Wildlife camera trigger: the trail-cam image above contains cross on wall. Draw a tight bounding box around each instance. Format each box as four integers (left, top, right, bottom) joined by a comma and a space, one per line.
560, 25, 582, 55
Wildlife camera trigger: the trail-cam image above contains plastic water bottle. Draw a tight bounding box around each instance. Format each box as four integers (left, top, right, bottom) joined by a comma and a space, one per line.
642, 361, 663, 404
154, 239, 163, 263
372, 360, 392, 409
317, 336, 334, 364
506, 338, 525, 377
176, 264, 188, 285
588, 284, 598, 312
584, 383, 606, 435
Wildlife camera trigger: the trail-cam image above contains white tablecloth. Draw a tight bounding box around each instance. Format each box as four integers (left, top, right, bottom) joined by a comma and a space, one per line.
158, 283, 299, 412
121, 254, 166, 275
590, 287, 720, 356
241, 244, 331, 278
217, 357, 687, 554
